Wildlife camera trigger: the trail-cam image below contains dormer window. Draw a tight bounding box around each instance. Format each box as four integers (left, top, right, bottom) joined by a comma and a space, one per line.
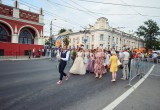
100, 34, 104, 41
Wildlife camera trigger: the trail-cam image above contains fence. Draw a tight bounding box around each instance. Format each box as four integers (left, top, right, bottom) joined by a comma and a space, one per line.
128, 58, 156, 86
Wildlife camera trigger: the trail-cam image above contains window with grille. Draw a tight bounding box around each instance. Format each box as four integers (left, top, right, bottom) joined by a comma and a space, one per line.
19, 29, 33, 44
0, 25, 9, 42
100, 34, 104, 41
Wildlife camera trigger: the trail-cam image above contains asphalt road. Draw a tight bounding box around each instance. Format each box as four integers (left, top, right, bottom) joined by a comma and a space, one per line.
0, 59, 158, 110
114, 64, 160, 110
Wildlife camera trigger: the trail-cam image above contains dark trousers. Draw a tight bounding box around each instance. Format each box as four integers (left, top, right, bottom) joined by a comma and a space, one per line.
128, 58, 131, 72
59, 61, 67, 80
32, 53, 34, 58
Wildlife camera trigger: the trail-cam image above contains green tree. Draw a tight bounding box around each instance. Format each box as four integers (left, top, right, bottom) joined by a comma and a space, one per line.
154, 40, 160, 50
45, 39, 50, 45
68, 29, 73, 32
58, 28, 67, 34
136, 19, 159, 50
63, 36, 70, 47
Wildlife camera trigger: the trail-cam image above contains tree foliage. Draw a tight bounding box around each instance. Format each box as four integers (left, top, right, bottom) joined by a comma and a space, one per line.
58, 28, 73, 34
45, 39, 50, 45
63, 36, 70, 47
136, 19, 159, 50
68, 29, 73, 32
58, 28, 67, 34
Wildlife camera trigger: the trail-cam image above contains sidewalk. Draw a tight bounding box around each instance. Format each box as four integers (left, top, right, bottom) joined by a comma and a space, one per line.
0, 56, 50, 61
113, 65, 160, 110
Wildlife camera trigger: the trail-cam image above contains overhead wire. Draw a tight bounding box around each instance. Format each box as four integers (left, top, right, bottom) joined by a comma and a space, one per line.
9, 0, 79, 34
8, 0, 160, 35
68, 0, 127, 29
45, 0, 156, 31
17, 0, 86, 29
10, 0, 160, 18
60, 0, 97, 18
117, 0, 154, 34
59, 0, 96, 27
69, 0, 98, 17
46, 0, 140, 16
76, 0, 160, 10
46, 0, 160, 18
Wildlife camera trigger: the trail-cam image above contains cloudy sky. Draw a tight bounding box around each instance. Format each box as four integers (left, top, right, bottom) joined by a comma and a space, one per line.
3, 0, 160, 36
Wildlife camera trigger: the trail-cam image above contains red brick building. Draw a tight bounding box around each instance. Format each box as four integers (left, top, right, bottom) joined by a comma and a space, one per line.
0, 0, 44, 56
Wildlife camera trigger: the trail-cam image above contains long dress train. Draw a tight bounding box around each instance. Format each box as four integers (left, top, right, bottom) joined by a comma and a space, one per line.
69, 52, 86, 75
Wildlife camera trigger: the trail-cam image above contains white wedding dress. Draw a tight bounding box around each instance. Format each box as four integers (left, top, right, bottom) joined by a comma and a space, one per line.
69, 52, 86, 75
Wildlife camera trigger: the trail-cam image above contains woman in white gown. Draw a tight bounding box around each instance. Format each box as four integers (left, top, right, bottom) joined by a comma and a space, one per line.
70, 48, 86, 75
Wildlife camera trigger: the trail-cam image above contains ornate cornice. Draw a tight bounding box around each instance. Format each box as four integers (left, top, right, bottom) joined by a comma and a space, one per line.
0, 15, 44, 26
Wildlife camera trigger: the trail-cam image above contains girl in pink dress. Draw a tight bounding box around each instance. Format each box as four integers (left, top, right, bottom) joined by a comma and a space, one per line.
86, 50, 95, 73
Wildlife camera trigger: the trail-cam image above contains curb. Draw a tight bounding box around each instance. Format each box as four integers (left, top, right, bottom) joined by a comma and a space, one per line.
0, 57, 50, 61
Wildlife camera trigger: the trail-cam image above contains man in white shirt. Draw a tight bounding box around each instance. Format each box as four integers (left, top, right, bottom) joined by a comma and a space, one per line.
47, 48, 50, 56
67, 48, 71, 63
121, 48, 130, 80
152, 52, 158, 64
119, 50, 124, 61
57, 46, 69, 84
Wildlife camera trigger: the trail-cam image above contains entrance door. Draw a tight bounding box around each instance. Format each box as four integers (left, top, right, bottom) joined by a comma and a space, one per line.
0, 49, 4, 56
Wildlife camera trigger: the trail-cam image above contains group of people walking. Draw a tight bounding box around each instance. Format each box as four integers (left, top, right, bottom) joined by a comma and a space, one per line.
56, 46, 131, 85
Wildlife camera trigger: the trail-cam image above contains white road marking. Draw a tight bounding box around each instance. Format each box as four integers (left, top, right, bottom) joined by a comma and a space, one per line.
103, 65, 155, 110
150, 74, 160, 77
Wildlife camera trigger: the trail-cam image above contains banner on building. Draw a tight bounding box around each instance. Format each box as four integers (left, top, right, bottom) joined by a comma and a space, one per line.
56, 36, 62, 48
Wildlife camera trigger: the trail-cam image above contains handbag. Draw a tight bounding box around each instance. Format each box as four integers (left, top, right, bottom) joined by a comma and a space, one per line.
119, 65, 123, 69
117, 59, 122, 66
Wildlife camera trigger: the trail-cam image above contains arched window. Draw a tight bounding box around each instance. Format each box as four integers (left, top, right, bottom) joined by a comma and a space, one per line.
19, 29, 32, 44
0, 25, 8, 42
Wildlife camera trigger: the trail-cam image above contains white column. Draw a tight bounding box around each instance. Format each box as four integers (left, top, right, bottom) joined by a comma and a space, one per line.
12, 34, 18, 43
34, 37, 38, 45
13, 8, 19, 18
38, 38, 43, 45
39, 15, 44, 24
105, 34, 108, 49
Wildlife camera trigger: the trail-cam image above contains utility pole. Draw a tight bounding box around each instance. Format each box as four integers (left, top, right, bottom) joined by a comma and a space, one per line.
80, 28, 90, 49
50, 21, 52, 48
138, 36, 140, 49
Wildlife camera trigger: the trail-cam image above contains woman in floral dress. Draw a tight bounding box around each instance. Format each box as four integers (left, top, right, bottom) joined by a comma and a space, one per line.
94, 48, 106, 78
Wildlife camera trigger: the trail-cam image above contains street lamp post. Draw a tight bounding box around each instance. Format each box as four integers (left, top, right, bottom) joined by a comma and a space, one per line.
80, 29, 90, 49
138, 36, 140, 49
52, 35, 56, 48
83, 36, 88, 49
50, 21, 52, 49
49, 19, 57, 49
